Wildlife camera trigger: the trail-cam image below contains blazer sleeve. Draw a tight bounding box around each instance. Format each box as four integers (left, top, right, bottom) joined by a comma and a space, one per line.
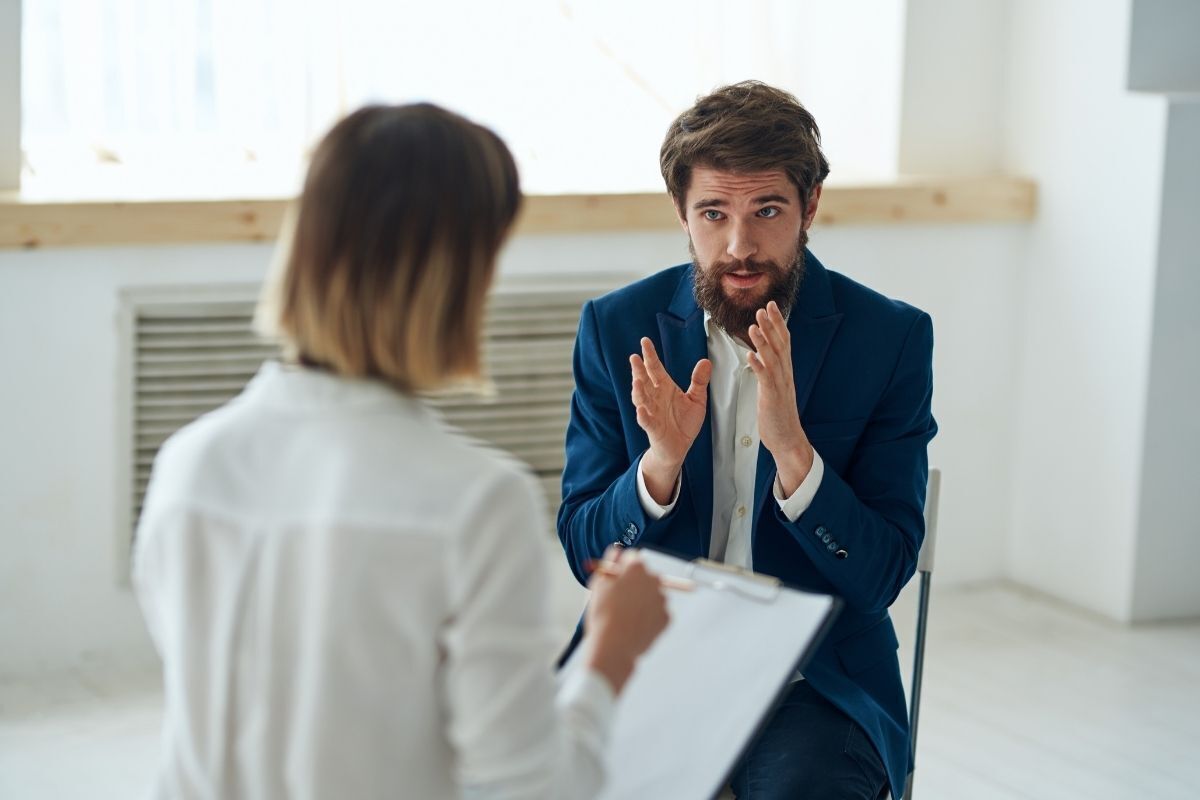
775, 311, 937, 614
556, 300, 671, 585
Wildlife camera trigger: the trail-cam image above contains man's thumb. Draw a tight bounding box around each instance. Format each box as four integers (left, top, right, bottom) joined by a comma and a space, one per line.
687, 359, 713, 397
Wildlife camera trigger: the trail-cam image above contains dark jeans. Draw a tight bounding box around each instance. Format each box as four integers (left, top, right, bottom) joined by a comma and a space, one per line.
729, 680, 888, 800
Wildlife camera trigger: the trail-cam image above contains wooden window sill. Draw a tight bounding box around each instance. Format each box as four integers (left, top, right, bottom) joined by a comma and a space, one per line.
0, 175, 1034, 250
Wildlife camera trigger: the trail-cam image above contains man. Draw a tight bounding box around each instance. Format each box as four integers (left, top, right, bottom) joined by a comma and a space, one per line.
557, 81, 936, 800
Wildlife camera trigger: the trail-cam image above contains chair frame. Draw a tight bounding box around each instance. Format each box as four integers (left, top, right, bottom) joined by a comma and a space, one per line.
903, 467, 941, 800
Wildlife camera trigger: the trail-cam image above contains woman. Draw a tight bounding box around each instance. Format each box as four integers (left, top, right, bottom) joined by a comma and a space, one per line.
134, 103, 668, 799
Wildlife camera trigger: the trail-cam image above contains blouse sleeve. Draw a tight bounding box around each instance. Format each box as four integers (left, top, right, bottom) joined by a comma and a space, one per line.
440, 463, 615, 800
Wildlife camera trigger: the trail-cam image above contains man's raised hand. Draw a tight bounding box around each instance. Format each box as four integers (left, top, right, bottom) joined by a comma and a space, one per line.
629, 337, 711, 504
747, 301, 814, 496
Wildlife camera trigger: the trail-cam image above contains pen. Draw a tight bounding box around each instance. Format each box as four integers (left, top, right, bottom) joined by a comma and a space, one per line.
586, 559, 696, 592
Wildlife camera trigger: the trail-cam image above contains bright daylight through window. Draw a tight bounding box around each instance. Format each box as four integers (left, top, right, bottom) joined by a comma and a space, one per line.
20, 0, 904, 198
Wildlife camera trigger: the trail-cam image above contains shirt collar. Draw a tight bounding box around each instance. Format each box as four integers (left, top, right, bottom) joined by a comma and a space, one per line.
242, 359, 436, 416
703, 310, 755, 355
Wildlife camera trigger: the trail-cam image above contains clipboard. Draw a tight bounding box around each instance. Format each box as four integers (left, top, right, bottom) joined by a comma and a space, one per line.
562, 548, 841, 800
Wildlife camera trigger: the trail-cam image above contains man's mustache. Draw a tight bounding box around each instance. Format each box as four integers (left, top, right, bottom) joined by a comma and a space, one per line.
710, 258, 785, 277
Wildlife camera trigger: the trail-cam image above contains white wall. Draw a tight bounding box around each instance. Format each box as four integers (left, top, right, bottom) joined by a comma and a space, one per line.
786, 0, 907, 179
1131, 100, 1200, 620
0, 0, 20, 190
0, 221, 1024, 677
0, 245, 274, 679
899, 0, 1007, 174
816, 224, 1025, 585
1128, 0, 1200, 92
1002, 0, 1167, 622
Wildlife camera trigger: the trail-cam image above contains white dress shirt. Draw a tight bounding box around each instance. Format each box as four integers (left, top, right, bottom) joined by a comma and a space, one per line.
636, 314, 825, 570
134, 361, 614, 800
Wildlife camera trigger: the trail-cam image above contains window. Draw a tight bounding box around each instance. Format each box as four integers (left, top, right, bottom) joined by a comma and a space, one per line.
20, 0, 904, 196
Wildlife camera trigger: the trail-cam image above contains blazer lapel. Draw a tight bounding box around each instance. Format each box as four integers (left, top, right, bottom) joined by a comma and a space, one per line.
752, 252, 843, 535
657, 267, 713, 557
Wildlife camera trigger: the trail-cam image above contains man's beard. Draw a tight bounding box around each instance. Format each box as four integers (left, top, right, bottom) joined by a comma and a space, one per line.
691, 231, 807, 343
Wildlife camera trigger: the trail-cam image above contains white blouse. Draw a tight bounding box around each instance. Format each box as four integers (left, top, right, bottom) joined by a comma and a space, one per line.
134, 361, 613, 800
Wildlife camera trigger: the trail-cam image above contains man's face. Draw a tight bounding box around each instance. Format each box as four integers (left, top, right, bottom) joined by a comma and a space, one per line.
678, 166, 820, 342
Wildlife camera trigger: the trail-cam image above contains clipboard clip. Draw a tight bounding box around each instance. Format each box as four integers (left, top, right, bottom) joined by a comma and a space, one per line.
686, 558, 782, 604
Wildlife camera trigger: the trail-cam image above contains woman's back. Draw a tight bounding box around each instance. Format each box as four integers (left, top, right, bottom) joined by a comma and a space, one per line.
134, 102, 669, 800
135, 362, 603, 799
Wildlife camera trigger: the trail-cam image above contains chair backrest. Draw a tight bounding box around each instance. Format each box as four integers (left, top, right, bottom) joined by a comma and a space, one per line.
917, 468, 941, 574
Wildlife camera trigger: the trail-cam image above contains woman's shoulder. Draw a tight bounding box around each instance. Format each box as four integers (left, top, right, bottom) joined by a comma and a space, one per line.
142, 377, 544, 532
426, 419, 542, 502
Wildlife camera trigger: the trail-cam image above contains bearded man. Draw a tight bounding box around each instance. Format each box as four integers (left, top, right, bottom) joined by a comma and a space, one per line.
556, 81, 937, 800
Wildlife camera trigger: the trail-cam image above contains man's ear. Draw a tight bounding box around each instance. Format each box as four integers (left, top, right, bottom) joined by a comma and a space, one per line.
802, 184, 823, 230
672, 196, 689, 232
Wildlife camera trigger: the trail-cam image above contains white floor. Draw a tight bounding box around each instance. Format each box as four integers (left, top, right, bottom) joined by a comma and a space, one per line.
3, 551, 1199, 800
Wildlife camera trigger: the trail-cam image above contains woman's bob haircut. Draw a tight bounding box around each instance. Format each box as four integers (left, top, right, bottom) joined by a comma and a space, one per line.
258, 103, 521, 392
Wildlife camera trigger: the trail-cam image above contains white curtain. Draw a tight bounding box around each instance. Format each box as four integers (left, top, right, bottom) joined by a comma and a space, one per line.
21, 0, 900, 194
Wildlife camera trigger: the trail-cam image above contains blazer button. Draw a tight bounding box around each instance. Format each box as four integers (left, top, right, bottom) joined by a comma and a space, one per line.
835, 548, 848, 559
815, 525, 827, 537
625, 523, 638, 537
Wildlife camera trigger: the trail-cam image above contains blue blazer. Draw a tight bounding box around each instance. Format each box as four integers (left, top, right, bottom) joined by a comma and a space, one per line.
557, 252, 936, 800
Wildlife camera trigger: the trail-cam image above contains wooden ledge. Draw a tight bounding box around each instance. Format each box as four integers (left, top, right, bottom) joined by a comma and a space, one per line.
0, 175, 1035, 249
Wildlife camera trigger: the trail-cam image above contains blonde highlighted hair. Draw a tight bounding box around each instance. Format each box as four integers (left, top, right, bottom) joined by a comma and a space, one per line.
257, 103, 521, 392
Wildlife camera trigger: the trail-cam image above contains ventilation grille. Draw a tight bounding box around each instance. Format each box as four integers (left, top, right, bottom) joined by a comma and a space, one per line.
132, 303, 278, 524
126, 278, 628, 543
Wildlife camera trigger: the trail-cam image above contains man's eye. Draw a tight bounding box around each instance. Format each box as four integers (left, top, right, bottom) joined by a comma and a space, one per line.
704, 210, 723, 221
758, 207, 780, 218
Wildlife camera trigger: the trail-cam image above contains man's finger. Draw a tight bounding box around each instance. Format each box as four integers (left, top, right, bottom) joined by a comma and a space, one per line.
635, 404, 655, 429
747, 350, 766, 379
765, 302, 791, 351
687, 358, 713, 400
641, 337, 671, 386
747, 350, 780, 392
630, 353, 652, 386
754, 308, 785, 359
748, 324, 779, 372
767, 300, 785, 325
632, 375, 647, 406
751, 310, 775, 358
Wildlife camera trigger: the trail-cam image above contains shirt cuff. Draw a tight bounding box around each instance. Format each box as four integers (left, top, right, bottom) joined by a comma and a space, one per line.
774, 451, 825, 522
558, 664, 617, 731
636, 454, 681, 520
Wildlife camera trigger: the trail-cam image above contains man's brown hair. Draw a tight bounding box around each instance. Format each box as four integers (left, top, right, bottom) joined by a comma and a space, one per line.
259, 103, 521, 392
660, 81, 830, 213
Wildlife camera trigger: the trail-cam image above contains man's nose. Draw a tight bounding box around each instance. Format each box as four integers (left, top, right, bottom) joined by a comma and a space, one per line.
726, 220, 757, 262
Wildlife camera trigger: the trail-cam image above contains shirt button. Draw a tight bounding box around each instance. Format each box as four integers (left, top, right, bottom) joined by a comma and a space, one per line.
740, 435, 752, 448
736, 505, 747, 518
